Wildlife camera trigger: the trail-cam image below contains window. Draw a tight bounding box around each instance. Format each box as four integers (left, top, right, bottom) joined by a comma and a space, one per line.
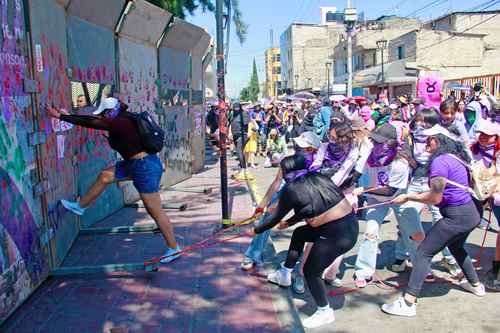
398, 45, 405, 60
276, 54, 280, 62
372, 52, 376, 66
276, 67, 281, 75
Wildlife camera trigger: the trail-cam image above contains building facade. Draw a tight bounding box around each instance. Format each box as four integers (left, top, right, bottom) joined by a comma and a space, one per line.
264, 47, 281, 97
280, 23, 344, 93
333, 11, 500, 99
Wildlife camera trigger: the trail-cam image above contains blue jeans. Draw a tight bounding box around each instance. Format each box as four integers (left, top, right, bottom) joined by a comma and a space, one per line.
115, 154, 163, 193
355, 190, 416, 279
244, 186, 283, 264
394, 177, 455, 263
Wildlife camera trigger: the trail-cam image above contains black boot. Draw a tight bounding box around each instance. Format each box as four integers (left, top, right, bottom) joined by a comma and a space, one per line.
485, 260, 500, 292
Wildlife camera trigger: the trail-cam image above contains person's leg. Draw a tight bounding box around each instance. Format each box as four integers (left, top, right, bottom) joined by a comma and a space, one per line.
80, 166, 120, 208
322, 255, 344, 281
140, 192, 177, 248
395, 201, 425, 267
493, 205, 500, 262
354, 202, 390, 280
446, 232, 479, 285
284, 225, 318, 269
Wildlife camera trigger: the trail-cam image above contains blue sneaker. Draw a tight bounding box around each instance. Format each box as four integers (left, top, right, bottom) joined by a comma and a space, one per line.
61, 199, 86, 216
160, 245, 182, 264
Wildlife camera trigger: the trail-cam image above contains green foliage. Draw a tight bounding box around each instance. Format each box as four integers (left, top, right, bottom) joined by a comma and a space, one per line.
239, 87, 250, 101
248, 58, 259, 102
147, 0, 247, 43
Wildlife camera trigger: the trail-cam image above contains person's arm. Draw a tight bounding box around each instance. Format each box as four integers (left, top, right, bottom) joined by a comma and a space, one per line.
394, 176, 445, 205
254, 186, 294, 234
60, 114, 110, 130
47, 105, 110, 130
256, 168, 283, 210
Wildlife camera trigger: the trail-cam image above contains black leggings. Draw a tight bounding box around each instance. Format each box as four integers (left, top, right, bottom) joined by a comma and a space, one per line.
406, 200, 481, 297
284, 213, 359, 307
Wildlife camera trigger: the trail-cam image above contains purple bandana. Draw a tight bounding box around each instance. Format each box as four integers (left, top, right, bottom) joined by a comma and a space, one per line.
478, 143, 496, 168
283, 167, 320, 183
324, 141, 350, 168
367, 142, 398, 167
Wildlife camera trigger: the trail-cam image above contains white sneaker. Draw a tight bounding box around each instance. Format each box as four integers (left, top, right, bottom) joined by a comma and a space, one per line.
267, 266, 291, 287
391, 259, 408, 273
160, 245, 182, 264
61, 199, 86, 216
302, 307, 335, 329
381, 297, 416, 317
459, 280, 486, 297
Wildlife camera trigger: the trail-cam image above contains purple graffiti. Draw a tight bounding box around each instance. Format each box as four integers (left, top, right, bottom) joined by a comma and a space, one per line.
0, 167, 45, 283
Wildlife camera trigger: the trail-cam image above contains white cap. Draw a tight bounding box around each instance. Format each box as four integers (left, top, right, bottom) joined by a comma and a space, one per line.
293, 131, 321, 149
93, 97, 119, 115
422, 124, 460, 141
476, 119, 500, 136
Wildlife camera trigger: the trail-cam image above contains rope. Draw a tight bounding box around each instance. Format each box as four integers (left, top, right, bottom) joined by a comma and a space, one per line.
474, 207, 493, 268
144, 214, 258, 267
355, 199, 395, 212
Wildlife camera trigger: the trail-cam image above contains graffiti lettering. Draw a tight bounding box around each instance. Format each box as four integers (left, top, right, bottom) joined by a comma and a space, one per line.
0, 52, 26, 66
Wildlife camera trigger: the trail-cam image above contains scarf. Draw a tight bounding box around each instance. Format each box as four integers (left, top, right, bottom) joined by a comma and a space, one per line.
324, 141, 350, 168
367, 142, 398, 167
477, 143, 496, 168
412, 124, 428, 157
283, 167, 320, 183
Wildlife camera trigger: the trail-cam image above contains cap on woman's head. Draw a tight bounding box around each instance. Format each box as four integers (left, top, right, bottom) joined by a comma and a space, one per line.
93, 97, 119, 115
476, 119, 500, 136
293, 131, 321, 149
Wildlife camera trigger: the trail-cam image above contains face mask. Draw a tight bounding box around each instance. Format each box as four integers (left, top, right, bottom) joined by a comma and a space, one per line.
367, 142, 397, 167
412, 124, 427, 143
478, 143, 496, 168
105, 103, 120, 119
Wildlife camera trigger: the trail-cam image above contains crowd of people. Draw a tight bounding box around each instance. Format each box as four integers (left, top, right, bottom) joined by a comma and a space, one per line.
206, 81, 500, 329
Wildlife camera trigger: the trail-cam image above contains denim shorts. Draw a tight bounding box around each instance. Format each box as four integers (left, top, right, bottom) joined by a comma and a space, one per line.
115, 154, 164, 193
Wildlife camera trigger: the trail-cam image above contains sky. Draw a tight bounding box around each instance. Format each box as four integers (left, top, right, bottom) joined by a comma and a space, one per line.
186, 0, 500, 98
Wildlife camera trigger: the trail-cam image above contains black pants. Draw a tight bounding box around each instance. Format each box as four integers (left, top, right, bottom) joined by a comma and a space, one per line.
406, 200, 481, 297
284, 213, 359, 307
233, 135, 246, 169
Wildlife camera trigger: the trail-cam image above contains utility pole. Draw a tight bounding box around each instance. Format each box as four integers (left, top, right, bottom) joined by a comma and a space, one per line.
325, 62, 332, 97
344, 1, 357, 98
216, 0, 229, 222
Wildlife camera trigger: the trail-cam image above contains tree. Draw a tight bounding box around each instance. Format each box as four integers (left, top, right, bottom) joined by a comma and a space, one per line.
147, 0, 248, 44
239, 87, 250, 101
248, 58, 259, 102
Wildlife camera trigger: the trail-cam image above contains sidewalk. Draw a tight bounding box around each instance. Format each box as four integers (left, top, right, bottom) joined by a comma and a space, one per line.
1, 159, 303, 333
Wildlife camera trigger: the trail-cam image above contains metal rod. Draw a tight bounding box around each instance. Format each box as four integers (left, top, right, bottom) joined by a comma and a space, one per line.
381, 48, 385, 93
166, 187, 213, 194
79, 225, 159, 235
216, 0, 230, 221
125, 202, 187, 211
50, 263, 156, 276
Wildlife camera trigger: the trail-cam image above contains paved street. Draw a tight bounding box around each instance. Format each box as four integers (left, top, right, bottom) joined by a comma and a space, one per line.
2, 153, 499, 333
250, 156, 500, 333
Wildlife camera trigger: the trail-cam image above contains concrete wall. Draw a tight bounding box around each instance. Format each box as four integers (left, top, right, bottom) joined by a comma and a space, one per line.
0, 0, 210, 324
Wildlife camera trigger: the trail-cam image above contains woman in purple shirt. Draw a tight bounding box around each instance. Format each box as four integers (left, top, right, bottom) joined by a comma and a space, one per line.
381, 124, 485, 317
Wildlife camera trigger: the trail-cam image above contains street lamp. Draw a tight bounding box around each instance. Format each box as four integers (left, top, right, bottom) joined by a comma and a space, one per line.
294, 74, 299, 92
325, 62, 332, 97
376, 39, 388, 93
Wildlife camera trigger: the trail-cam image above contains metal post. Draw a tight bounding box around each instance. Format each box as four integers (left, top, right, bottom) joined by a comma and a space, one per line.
347, 30, 353, 98
381, 48, 385, 94
216, 0, 229, 221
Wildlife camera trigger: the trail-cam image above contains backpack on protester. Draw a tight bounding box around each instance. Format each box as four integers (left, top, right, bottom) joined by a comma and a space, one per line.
126, 111, 165, 154
445, 154, 497, 202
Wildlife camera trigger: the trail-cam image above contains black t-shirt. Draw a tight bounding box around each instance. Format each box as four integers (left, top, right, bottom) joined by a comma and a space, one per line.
255, 173, 345, 234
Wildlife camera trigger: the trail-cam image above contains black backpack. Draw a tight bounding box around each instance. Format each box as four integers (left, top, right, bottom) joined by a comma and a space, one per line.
126, 111, 165, 154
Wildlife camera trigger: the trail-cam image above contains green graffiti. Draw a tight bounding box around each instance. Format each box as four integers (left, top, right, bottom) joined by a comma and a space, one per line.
0, 118, 26, 182
0, 119, 13, 157
6, 147, 26, 181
